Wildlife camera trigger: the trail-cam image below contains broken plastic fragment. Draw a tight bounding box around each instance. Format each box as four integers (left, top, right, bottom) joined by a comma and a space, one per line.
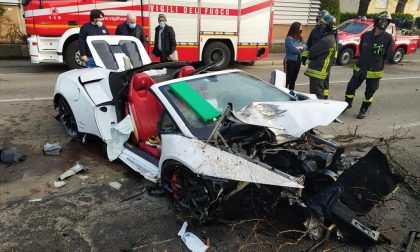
43, 143, 62, 156
48, 180, 67, 188
109, 181, 122, 190
59, 161, 86, 180
178, 222, 208, 252
0, 147, 26, 164
304, 215, 325, 241
106, 115, 134, 161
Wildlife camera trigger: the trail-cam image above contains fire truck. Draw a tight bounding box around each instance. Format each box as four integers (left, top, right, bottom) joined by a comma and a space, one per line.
22, 0, 273, 70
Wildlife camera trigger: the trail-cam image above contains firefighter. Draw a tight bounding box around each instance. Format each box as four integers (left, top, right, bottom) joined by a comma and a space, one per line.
344, 11, 394, 119
304, 14, 337, 99
305, 10, 332, 99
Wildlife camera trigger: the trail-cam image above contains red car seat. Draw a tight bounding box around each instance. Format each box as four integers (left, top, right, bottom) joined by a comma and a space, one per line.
178, 65, 195, 78
128, 72, 163, 158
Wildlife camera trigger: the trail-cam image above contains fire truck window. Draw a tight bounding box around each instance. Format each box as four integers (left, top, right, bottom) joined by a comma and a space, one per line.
119, 41, 143, 68
92, 40, 119, 70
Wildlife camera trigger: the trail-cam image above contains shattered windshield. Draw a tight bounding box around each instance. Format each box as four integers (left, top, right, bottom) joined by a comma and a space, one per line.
161, 71, 293, 138
337, 21, 369, 34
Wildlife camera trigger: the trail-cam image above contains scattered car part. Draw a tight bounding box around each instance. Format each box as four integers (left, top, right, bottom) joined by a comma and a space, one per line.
404, 231, 419, 252
0, 147, 26, 164
47, 180, 67, 188
43, 143, 62, 156
109, 181, 122, 190
178, 222, 209, 252
59, 161, 86, 180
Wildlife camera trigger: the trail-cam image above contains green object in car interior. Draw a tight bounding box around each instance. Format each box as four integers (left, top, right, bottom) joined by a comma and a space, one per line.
169, 81, 221, 122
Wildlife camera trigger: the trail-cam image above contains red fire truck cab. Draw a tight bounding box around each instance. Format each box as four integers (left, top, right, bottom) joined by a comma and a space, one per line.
22, 0, 273, 70
337, 18, 419, 65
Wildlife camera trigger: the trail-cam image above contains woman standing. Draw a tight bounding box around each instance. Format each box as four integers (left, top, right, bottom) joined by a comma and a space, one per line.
285, 22, 307, 91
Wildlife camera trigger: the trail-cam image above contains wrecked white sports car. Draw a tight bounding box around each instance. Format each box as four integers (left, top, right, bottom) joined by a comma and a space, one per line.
54, 36, 399, 244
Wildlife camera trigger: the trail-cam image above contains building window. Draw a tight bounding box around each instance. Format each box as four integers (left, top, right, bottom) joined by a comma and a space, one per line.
375, 0, 389, 9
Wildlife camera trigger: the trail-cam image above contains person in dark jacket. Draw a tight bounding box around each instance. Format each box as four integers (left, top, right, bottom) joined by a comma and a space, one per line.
344, 11, 394, 119
284, 22, 307, 91
79, 9, 109, 68
305, 9, 335, 99
116, 12, 147, 48
151, 14, 176, 62
304, 14, 337, 99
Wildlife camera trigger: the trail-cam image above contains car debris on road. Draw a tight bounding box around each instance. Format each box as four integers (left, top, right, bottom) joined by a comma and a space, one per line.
43, 142, 62, 156
59, 161, 86, 180
0, 147, 26, 164
178, 222, 209, 252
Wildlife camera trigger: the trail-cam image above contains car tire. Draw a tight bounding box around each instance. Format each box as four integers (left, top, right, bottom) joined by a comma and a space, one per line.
58, 97, 81, 138
64, 40, 85, 69
161, 163, 216, 221
389, 48, 405, 64
203, 41, 231, 71
337, 48, 353, 65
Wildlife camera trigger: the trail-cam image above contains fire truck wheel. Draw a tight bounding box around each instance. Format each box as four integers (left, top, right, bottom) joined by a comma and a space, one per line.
337, 48, 353, 65
65, 40, 85, 69
203, 41, 231, 70
389, 48, 405, 64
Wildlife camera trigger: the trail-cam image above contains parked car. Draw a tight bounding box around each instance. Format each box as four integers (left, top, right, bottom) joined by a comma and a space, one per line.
54, 35, 399, 244
336, 18, 419, 65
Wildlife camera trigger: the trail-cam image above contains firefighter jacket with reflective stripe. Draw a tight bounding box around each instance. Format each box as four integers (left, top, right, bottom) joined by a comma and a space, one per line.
304, 32, 336, 80
354, 30, 394, 79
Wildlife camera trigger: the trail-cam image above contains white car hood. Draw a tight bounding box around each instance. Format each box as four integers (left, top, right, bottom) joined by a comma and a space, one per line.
87, 35, 151, 70
231, 100, 347, 137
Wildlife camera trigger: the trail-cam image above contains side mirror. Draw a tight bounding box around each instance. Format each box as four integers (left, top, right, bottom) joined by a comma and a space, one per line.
269, 70, 286, 89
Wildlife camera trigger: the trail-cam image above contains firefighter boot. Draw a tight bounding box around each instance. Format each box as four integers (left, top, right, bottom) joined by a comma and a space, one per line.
344, 96, 354, 111
357, 101, 371, 119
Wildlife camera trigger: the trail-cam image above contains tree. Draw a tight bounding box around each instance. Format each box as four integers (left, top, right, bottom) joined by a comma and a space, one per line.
357, 0, 372, 16
320, 0, 341, 21
395, 0, 408, 13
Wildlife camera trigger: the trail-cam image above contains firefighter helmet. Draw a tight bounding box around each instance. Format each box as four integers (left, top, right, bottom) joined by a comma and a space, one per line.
316, 10, 330, 23
374, 11, 392, 30
375, 11, 392, 21
320, 14, 337, 31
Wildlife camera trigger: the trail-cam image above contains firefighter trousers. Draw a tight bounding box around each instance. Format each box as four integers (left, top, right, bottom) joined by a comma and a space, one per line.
345, 73, 379, 110
310, 77, 326, 99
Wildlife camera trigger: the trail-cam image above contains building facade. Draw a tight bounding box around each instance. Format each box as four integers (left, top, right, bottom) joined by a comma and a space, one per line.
272, 0, 320, 51
368, 0, 420, 17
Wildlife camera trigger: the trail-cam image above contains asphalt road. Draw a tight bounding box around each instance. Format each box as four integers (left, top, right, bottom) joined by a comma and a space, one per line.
0, 58, 419, 251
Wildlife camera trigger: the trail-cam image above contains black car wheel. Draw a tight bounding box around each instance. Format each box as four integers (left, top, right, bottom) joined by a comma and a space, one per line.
337, 48, 354, 65
58, 97, 81, 138
203, 41, 231, 70
162, 164, 215, 221
64, 40, 85, 69
389, 48, 405, 64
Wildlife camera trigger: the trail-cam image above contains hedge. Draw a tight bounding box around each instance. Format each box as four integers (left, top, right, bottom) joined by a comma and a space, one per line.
339, 12, 415, 23
416, 17, 420, 29
320, 0, 341, 22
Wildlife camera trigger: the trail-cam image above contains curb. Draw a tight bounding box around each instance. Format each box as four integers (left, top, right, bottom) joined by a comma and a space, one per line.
0, 43, 29, 59
254, 60, 284, 66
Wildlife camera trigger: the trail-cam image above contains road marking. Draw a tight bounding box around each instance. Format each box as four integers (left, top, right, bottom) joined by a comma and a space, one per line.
296, 76, 420, 86
0, 97, 51, 103
388, 122, 420, 129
